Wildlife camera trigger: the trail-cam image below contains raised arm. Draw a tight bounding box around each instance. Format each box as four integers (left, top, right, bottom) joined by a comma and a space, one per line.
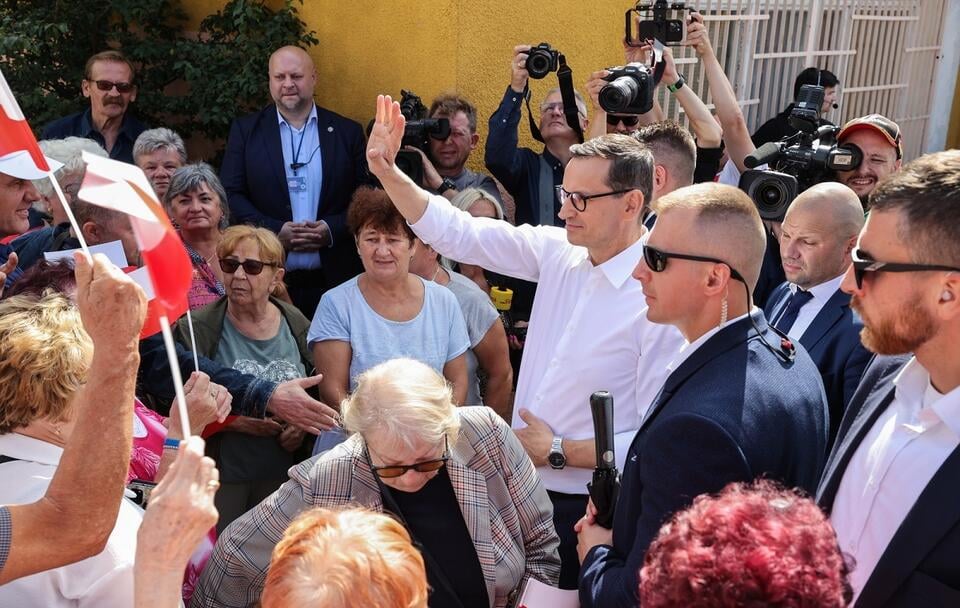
660, 46, 723, 148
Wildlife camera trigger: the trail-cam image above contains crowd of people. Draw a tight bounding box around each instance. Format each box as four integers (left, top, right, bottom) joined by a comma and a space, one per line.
0, 8, 958, 608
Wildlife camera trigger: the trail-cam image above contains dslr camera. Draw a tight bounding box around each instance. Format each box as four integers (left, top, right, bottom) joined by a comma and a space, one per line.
599, 63, 656, 115
526, 43, 560, 79
626, 0, 691, 47
739, 84, 862, 221
396, 90, 450, 186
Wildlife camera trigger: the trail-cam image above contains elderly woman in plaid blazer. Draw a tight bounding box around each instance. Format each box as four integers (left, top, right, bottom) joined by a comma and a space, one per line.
192, 358, 560, 608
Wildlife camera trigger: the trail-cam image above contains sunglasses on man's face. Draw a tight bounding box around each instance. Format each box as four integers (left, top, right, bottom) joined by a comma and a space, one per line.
88, 79, 135, 94
850, 248, 960, 290
643, 245, 746, 284
218, 258, 277, 276
366, 438, 449, 479
606, 114, 640, 128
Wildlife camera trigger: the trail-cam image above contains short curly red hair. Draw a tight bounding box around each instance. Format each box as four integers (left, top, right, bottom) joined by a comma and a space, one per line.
639, 480, 852, 607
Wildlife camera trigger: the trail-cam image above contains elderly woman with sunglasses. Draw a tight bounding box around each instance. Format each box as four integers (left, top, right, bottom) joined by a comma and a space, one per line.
175, 225, 314, 532
193, 358, 560, 608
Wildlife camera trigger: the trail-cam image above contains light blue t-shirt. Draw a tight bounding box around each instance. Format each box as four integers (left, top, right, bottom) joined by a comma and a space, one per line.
308, 275, 470, 389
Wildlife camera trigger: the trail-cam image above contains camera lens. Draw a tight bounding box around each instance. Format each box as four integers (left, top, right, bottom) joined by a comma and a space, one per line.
527, 51, 550, 79
756, 180, 787, 213
599, 76, 640, 114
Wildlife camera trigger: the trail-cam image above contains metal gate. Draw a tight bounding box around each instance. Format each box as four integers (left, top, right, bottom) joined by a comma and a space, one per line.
657, 0, 947, 161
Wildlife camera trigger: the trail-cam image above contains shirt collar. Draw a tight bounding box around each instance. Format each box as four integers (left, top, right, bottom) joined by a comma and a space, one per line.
80, 107, 140, 139
594, 236, 645, 289
667, 309, 756, 372
893, 357, 960, 438
276, 104, 319, 130
0, 433, 63, 466
790, 272, 845, 301
541, 148, 563, 171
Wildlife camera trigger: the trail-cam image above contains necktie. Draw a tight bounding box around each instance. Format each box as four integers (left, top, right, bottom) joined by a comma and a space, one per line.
775, 288, 814, 333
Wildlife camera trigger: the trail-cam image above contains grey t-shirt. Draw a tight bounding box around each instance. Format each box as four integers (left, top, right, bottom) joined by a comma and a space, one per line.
445, 271, 500, 405
214, 315, 306, 482
428, 168, 504, 205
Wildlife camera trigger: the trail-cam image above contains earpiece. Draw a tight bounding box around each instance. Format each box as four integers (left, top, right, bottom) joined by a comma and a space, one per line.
942, 291, 954, 302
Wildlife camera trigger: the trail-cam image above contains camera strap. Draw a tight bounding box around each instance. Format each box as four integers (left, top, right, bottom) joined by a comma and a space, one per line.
524, 53, 584, 145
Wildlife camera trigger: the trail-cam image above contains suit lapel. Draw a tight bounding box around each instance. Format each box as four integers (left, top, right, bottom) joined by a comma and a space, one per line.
449, 434, 497, 603
765, 283, 792, 326
347, 441, 384, 510
799, 289, 847, 352
316, 108, 335, 218
262, 106, 291, 204
857, 445, 960, 606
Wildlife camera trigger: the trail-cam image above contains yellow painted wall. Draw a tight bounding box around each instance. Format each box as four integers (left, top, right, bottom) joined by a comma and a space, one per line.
185, 1, 631, 169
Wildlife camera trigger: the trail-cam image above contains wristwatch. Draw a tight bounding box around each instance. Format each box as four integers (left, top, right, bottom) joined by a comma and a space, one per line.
548, 436, 566, 470
667, 75, 685, 93
437, 177, 457, 195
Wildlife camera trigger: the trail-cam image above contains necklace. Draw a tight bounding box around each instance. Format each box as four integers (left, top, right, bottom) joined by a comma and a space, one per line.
431, 264, 443, 283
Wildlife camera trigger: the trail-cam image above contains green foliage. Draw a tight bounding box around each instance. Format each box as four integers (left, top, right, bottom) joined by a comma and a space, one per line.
0, 0, 316, 147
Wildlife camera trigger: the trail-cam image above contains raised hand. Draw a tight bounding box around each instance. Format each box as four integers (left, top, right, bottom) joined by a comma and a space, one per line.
366, 94, 406, 178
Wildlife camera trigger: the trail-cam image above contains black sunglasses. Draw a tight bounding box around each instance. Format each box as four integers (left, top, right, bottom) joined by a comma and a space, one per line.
218, 258, 278, 275
606, 114, 640, 128
556, 186, 636, 212
366, 438, 449, 479
88, 79, 135, 93
643, 245, 747, 284
851, 248, 960, 290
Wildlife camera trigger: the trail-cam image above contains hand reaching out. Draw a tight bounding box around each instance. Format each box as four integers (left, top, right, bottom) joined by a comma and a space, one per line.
366, 95, 406, 179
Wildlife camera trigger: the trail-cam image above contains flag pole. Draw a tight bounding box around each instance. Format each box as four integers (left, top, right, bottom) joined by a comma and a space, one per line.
159, 314, 192, 439
184, 308, 200, 372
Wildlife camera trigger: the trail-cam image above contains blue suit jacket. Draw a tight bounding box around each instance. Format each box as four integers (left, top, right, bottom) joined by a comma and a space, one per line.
818, 354, 960, 607
579, 311, 829, 607
765, 282, 872, 446
219, 104, 367, 286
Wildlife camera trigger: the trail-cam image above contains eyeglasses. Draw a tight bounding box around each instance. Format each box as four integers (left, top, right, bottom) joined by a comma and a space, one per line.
606, 114, 640, 128
643, 245, 747, 284
556, 186, 636, 212
218, 258, 278, 275
850, 248, 960, 290
366, 438, 449, 479
88, 79, 135, 93
540, 102, 585, 117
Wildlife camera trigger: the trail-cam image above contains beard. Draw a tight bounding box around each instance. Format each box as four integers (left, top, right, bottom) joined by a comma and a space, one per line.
852, 293, 937, 355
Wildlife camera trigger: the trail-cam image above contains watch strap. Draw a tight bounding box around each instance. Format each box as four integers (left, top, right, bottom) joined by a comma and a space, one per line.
667, 75, 685, 93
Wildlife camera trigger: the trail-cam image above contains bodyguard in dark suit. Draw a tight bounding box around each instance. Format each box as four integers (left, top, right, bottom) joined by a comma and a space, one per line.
765, 182, 871, 446
818, 150, 960, 607
220, 46, 366, 318
577, 183, 828, 608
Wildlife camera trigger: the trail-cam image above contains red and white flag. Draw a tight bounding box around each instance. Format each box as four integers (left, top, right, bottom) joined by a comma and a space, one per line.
0, 68, 50, 173
78, 152, 191, 336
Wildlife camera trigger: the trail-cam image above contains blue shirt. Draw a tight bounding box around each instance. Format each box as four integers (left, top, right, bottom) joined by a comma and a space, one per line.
277, 105, 323, 271
41, 108, 146, 164
307, 275, 470, 389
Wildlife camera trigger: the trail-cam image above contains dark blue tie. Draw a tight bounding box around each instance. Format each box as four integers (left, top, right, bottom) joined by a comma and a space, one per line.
775, 288, 814, 333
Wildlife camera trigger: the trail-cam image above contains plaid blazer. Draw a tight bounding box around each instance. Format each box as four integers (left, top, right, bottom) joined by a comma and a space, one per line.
191, 406, 560, 607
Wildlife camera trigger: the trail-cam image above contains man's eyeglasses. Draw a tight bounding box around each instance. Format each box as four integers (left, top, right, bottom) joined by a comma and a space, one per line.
643, 245, 747, 284
850, 248, 960, 290
366, 438, 449, 479
606, 114, 640, 128
88, 79, 135, 94
218, 258, 278, 276
556, 186, 636, 212
540, 102, 584, 117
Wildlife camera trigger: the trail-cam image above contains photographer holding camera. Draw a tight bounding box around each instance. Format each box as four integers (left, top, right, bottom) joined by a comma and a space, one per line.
752, 67, 840, 149
484, 44, 589, 227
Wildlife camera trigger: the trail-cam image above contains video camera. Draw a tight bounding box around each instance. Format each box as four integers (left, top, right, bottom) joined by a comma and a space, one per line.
599, 63, 656, 115
527, 43, 561, 80
626, 1, 691, 47
739, 84, 862, 221
396, 90, 450, 186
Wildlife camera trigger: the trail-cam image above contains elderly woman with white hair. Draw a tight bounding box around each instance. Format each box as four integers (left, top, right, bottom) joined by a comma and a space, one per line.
133, 127, 187, 200
193, 357, 561, 608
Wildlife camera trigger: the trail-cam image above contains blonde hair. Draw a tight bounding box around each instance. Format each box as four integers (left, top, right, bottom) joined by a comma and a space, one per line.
0, 293, 92, 433
261, 507, 428, 608
449, 187, 505, 220
341, 358, 460, 452
217, 225, 286, 268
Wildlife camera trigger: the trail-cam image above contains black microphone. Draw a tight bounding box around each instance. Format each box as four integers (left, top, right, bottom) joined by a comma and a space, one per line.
591, 391, 615, 471
744, 141, 782, 169
832, 103, 839, 109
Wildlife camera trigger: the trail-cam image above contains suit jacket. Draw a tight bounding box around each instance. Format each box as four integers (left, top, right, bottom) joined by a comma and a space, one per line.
580, 311, 829, 608
818, 354, 960, 607
765, 282, 872, 446
219, 103, 367, 287
190, 406, 560, 608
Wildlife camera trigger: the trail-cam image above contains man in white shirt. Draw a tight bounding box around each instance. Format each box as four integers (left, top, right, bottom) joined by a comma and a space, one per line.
366, 95, 684, 588
765, 182, 872, 446
817, 149, 960, 606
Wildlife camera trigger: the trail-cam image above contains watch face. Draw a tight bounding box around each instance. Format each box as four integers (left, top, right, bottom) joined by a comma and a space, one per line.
548, 451, 566, 468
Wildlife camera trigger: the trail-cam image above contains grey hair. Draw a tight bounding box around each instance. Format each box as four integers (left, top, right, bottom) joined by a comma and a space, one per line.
133, 128, 187, 164
163, 163, 230, 230
33, 137, 107, 198
543, 87, 588, 117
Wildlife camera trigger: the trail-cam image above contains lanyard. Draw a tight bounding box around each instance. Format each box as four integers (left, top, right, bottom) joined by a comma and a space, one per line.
289, 125, 308, 174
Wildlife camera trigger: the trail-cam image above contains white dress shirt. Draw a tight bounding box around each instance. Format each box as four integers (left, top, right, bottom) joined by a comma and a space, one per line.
782, 273, 845, 340
411, 196, 685, 494
0, 433, 143, 607
830, 357, 960, 602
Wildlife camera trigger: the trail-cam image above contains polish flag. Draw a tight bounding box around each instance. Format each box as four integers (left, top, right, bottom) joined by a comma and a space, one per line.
0, 68, 49, 172
78, 152, 191, 336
